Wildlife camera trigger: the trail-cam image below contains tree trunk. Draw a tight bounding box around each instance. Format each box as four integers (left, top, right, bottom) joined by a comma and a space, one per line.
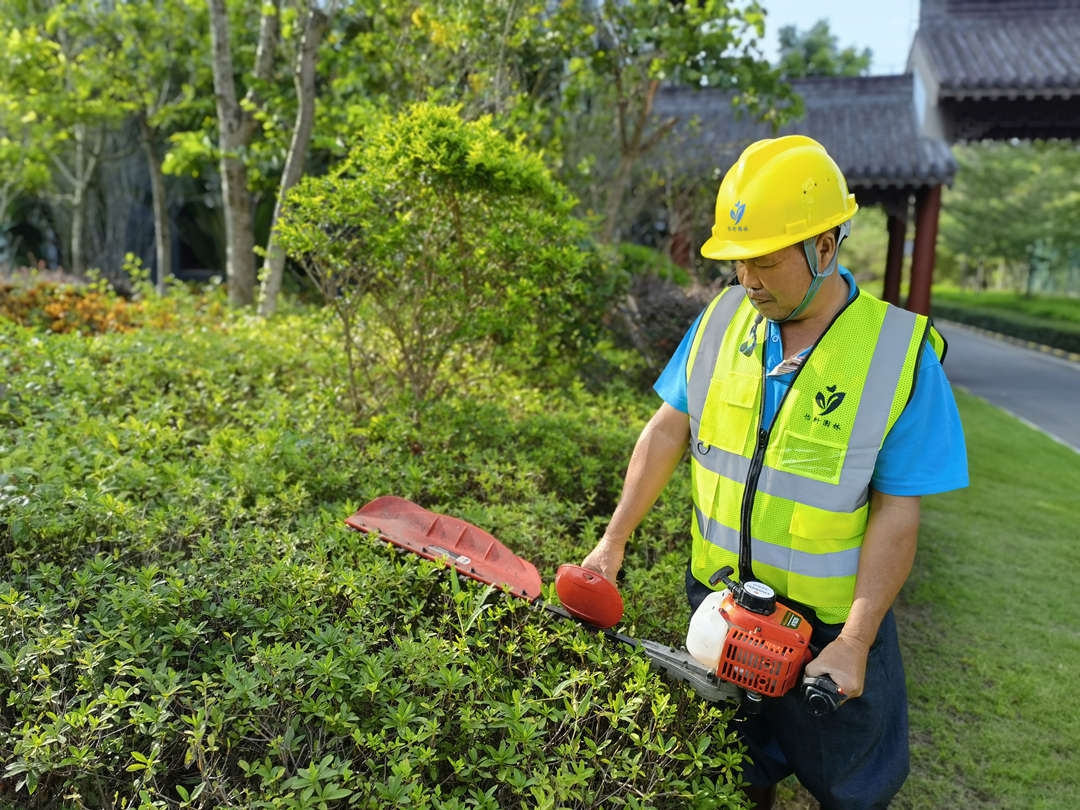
68, 125, 101, 277
207, 0, 278, 307
601, 79, 669, 245
219, 156, 256, 305
69, 127, 87, 276
70, 182, 86, 277
140, 117, 172, 295
602, 154, 634, 244
258, 7, 329, 317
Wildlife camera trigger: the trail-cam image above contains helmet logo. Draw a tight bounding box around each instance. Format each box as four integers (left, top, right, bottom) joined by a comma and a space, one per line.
728, 200, 748, 232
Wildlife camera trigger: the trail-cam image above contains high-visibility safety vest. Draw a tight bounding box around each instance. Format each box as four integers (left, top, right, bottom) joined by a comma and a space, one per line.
686, 285, 944, 624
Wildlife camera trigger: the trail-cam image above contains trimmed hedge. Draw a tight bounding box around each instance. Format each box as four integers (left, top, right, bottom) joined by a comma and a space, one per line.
1, 534, 744, 808
0, 309, 748, 809
932, 302, 1080, 355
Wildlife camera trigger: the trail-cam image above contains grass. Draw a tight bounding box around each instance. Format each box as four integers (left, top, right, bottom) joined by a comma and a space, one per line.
777, 387, 1080, 809
932, 288, 1080, 326
891, 389, 1080, 808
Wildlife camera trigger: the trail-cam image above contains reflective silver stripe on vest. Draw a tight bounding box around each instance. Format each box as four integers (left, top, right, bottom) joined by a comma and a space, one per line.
689, 299, 919, 513
695, 505, 860, 578
687, 286, 747, 441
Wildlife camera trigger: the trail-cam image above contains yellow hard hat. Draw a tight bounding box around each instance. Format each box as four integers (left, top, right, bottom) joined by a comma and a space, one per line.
700, 135, 858, 261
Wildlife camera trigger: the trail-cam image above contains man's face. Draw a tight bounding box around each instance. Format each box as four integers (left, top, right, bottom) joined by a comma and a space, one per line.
735, 244, 811, 322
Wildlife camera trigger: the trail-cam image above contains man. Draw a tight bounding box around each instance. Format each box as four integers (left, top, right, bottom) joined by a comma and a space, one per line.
581, 135, 968, 809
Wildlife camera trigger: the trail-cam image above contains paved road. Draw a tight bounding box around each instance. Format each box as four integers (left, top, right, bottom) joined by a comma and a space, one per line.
936, 320, 1080, 453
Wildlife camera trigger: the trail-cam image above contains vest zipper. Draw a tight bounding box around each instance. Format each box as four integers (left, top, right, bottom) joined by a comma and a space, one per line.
738, 425, 770, 582
735, 289, 862, 584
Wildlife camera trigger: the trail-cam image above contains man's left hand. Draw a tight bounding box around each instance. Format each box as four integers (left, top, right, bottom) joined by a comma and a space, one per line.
803, 635, 870, 700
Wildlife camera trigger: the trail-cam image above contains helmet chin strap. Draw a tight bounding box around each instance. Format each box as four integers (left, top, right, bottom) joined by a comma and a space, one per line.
775, 220, 851, 323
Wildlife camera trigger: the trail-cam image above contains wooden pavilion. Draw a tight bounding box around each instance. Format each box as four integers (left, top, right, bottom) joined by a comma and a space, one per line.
656, 0, 1080, 315
653, 75, 955, 315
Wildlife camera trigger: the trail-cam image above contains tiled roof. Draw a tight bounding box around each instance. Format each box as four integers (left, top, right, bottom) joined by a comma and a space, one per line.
920, 0, 1080, 21
913, 1, 1080, 96
653, 75, 955, 191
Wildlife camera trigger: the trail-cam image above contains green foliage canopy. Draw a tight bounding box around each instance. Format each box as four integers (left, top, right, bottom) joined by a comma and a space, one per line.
0, 0, 137, 271
277, 103, 616, 413
553, 0, 799, 240
940, 140, 1080, 292
776, 19, 872, 78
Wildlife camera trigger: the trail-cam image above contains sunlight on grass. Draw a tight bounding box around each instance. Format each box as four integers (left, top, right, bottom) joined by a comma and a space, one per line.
892, 389, 1080, 809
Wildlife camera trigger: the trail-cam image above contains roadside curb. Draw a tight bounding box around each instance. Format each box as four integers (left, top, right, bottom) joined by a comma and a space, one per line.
935, 319, 1080, 365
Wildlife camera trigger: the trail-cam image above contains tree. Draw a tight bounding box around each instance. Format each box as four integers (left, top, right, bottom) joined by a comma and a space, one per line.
162, 0, 430, 312
941, 141, 1080, 293
257, 3, 331, 316
386, 1, 797, 245
206, 0, 283, 307
98, 0, 213, 294
0, 31, 52, 262
556, 0, 798, 243
777, 19, 872, 78
0, 1, 134, 276
276, 103, 613, 417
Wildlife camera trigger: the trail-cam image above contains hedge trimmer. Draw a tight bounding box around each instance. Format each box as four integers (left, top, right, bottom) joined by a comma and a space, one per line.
346, 496, 841, 716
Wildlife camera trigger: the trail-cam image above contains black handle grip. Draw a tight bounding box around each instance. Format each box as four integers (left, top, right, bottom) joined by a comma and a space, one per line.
801, 674, 844, 718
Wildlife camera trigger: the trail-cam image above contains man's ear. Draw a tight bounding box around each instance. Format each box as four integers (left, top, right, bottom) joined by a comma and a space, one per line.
816, 230, 837, 270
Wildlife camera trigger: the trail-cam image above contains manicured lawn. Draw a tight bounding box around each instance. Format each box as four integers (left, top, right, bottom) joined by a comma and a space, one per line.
896, 390, 1078, 808
778, 388, 1080, 809
925, 288, 1080, 355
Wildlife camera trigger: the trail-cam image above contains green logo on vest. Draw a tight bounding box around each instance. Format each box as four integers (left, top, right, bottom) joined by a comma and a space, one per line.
815, 385, 846, 416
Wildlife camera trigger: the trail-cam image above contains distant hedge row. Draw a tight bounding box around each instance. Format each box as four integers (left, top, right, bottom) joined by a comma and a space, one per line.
932, 303, 1080, 355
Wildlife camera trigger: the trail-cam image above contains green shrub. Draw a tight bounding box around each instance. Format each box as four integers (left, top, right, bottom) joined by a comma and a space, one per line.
0, 311, 746, 808
1, 535, 746, 809
616, 243, 691, 287
277, 103, 622, 419
932, 302, 1080, 354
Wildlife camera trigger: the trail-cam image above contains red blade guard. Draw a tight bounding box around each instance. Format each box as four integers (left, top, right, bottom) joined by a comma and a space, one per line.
345, 495, 542, 600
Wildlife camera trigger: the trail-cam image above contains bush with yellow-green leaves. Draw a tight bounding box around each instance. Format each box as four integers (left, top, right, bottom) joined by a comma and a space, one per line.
0, 307, 748, 809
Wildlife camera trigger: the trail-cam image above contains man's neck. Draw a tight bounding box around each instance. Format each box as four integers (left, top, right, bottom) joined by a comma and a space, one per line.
779, 273, 850, 352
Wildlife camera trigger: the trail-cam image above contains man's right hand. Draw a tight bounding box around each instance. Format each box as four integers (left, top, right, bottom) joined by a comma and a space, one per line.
579, 402, 689, 588
580, 538, 625, 585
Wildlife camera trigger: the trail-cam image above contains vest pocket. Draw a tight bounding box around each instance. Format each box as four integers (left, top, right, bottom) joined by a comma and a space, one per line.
785, 502, 864, 616
788, 502, 865, 547
698, 371, 759, 455
774, 426, 847, 485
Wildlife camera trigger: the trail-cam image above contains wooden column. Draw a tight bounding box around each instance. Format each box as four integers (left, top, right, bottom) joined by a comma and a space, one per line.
907, 184, 942, 315
669, 229, 692, 268
883, 214, 906, 305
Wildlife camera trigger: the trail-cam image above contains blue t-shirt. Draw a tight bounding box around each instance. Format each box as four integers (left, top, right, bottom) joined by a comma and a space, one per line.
654, 268, 968, 496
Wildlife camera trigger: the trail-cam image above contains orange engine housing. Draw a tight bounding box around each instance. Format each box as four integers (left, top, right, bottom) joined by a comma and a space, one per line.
717, 590, 813, 698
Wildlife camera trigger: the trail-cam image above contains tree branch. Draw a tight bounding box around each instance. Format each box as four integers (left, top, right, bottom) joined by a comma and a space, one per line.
238, 0, 281, 144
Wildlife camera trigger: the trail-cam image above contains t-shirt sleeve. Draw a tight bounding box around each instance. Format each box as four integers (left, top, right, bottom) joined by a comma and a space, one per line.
653, 309, 705, 414
871, 342, 969, 496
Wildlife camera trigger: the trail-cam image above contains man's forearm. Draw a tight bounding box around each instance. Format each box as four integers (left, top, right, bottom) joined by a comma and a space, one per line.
601, 403, 691, 547
839, 490, 921, 650
805, 490, 921, 695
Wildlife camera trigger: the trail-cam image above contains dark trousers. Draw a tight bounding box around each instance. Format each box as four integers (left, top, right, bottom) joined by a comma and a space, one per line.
686, 565, 910, 810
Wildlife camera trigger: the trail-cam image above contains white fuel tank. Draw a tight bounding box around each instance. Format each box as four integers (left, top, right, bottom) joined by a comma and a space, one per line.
685, 589, 730, 672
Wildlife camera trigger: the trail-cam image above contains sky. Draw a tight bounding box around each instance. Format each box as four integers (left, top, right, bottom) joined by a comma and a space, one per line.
757, 0, 921, 75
